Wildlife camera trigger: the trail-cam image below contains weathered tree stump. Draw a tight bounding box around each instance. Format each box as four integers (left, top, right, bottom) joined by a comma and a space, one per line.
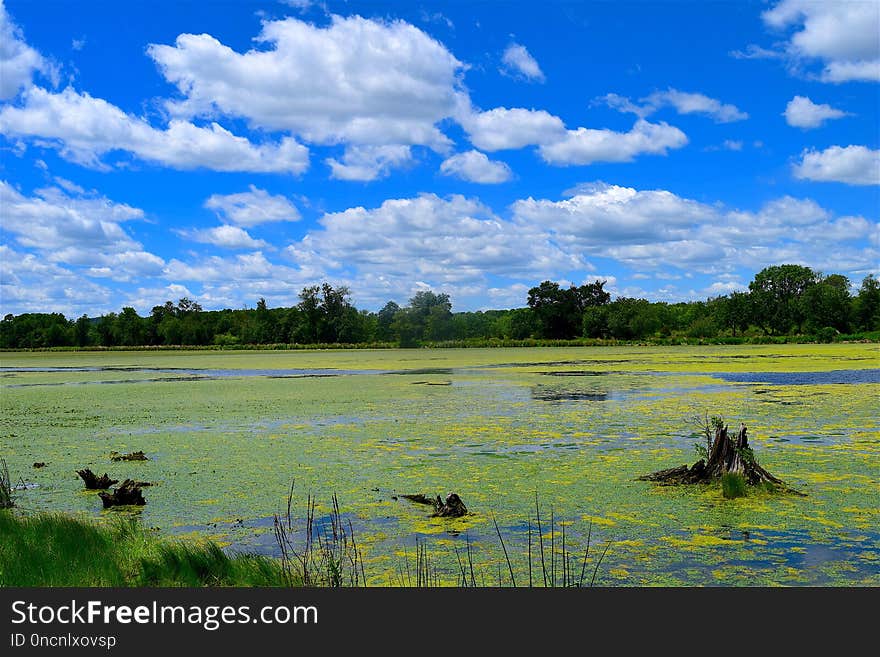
77, 468, 118, 490
110, 451, 148, 462
400, 492, 468, 517
639, 423, 803, 494
98, 479, 146, 507
431, 493, 468, 517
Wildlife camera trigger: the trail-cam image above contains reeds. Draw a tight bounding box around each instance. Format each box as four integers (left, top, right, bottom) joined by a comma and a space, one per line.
398, 492, 613, 587
273, 482, 365, 587
0, 459, 13, 509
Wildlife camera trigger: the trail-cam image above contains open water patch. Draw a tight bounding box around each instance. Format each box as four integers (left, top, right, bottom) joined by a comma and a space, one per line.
715, 369, 880, 385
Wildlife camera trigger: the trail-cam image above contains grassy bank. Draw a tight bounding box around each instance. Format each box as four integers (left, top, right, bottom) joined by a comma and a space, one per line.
0, 511, 291, 587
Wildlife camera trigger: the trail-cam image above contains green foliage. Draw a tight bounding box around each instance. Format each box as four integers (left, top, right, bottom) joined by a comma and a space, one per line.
748, 264, 819, 335
721, 473, 748, 499
213, 331, 240, 346
2, 268, 879, 349
528, 279, 609, 339
815, 326, 838, 343
0, 511, 290, 587
736, 446, 756, 468
854, 274, 880, 331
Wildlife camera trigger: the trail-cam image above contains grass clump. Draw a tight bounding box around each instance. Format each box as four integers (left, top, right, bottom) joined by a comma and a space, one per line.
0, 511, 291, 587
721, 472, 748, 499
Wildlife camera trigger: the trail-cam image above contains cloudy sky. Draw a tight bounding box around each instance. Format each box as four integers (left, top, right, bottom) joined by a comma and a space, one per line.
1, 0, 878, 317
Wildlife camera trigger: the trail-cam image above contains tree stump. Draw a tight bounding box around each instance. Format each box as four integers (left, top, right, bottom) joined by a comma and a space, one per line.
98, 479, 146, 507
639, 423, 803, 494
431, 492, 468, 518
77, 468, 118, 490
400, 492, 468, 517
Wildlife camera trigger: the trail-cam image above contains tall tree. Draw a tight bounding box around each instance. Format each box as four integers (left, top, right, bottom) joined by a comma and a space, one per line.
854, 274, 880, 331
748, 264, 818, 334
528, 280, 610, 339
803, 274, 851, 333
296, 285, 321, 343
376, 301, 400, 342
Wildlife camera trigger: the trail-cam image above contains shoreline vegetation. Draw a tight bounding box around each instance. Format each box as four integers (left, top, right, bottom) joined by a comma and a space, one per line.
0, 502, 613, 588
0, 510, 291, 587
1, 331, 878, 353
3, 266, 879, 351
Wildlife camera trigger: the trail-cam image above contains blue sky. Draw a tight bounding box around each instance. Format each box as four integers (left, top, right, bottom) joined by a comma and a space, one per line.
1, 0, 878, 317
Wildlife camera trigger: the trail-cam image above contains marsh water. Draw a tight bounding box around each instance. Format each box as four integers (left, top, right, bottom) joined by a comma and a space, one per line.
1, 345, 878, 585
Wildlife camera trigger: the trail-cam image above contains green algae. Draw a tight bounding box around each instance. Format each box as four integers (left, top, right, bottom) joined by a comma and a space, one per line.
1, 344, 877, 586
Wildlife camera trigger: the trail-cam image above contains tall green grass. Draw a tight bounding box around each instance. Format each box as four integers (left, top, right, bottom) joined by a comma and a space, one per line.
721, 472, 748, 499
0, 511, 291, 587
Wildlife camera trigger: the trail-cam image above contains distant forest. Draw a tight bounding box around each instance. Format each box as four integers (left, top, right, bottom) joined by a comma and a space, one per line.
2, 265, 879, 349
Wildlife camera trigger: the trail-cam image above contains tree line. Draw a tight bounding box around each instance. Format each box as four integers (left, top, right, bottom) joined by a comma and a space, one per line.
2, 265, 878, 349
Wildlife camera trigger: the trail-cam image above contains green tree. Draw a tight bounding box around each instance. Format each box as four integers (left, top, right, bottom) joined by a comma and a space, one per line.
714, 291, 752, 337
509, 308, 536, 339
74, 314, 92, 347
405, 290, 452, 343
528, 280, 610, 339
748, 264, 818, 334
318, 283, 354, 343
854, 274, 880, 331
803, 274, 851, 333
96, 313, 117, 346
376, 301, 400, 342
113, 307, 146, 346
391, 308, 420, 347
295, 286, 321, 343
604, 298, 660, 339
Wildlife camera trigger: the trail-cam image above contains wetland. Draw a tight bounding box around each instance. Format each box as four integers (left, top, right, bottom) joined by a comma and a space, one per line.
1, 344, 877, 586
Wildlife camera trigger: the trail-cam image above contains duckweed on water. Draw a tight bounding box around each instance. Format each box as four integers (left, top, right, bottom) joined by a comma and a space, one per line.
1, 344, 878, 586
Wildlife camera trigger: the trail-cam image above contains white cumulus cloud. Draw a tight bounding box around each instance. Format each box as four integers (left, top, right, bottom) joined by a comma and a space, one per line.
0, 181, 166, 281
147, 15, 466, 150
182, 225, 269, 250
0, 87, 310, 173
459, 107, 566, 151
0, 0, 56, 99
326, 144, 413, 181
461, 106, 687, 166
640, 89, 748, 123
538, 119, 688, 166
761, 0, 880, 82
440, 150, 512, 183
204, 186, 301, 226
500, 43, 545, 82
793, 145, 880, 185
0, 245, 114, 317
783, 95, 848, 128
599, 88, 748, 123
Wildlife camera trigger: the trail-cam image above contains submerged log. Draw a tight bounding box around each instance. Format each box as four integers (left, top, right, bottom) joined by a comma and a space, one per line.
98, 479, 146, 507
77, 468, 118, 490
110, 450, 148, 462
638, 423, 803, 494
400, 493, 437, 506
401, 492, 468, 517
